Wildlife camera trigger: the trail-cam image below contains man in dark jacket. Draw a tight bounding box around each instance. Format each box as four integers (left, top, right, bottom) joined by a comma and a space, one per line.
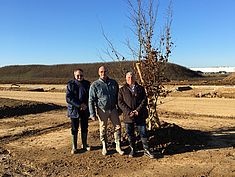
66, 68, 90, 154
118, 71, 154, 158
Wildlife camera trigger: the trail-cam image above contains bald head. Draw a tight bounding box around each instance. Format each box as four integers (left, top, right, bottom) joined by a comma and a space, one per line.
98, 66, 108, 80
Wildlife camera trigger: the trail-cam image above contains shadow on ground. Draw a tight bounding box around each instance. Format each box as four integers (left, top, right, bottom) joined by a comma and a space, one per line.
147, 122, 235, 155
95, 121, 235, 157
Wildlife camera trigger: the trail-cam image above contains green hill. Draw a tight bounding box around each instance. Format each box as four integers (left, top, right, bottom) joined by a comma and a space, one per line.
0, 61, 202, 84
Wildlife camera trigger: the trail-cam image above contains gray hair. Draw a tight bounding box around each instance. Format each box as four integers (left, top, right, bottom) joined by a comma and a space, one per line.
126, 71, 134, 77
126, 72, 136, 81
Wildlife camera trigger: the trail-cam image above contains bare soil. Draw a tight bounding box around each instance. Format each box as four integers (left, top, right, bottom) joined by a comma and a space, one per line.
0, 86, 235, 177
0, 98, 65, 118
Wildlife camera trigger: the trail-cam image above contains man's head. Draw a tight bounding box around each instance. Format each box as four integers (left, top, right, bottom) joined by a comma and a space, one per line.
126, 71, 135, 85
74, 68, 84, 81
98, 66, 108, 80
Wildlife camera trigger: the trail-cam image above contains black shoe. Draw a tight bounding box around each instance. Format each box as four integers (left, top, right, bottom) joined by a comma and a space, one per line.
144, 149, 154, 159
81, 144, 91, 151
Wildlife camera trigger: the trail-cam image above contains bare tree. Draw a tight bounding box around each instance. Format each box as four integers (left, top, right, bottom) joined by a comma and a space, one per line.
102, 0, 174, 130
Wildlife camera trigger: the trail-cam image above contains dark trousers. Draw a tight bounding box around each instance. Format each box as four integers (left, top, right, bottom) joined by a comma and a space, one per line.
70, 112, 88, 135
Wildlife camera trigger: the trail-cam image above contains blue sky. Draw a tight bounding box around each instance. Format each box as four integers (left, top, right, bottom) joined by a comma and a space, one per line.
0, 0, 234, 67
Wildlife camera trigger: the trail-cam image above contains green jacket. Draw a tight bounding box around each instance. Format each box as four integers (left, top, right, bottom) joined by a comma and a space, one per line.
89, 78, 119, 117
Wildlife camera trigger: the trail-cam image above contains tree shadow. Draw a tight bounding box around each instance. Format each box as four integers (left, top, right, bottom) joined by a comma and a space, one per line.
147, 121, 235, 155
91, 121, 235, 158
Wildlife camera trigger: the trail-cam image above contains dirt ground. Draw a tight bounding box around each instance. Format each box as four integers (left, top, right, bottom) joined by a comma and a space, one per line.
0, 85, 235, 177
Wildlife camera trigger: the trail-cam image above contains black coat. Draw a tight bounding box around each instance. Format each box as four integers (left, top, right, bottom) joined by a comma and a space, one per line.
118, 82, 148, 124
66, 79, 90, 118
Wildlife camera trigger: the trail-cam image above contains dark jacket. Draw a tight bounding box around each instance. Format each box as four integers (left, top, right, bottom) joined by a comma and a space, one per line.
118, 82, 148, 124
66, 79, 90, 118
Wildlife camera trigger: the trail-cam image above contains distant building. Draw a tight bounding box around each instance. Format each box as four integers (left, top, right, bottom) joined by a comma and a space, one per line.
190, 66, 235, 74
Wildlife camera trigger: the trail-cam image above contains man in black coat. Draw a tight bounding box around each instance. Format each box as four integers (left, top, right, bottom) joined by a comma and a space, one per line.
66, 68, 90, 154
118, 71, 154, 158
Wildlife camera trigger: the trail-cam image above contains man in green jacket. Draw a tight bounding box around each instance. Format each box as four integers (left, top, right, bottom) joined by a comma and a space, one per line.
89, 66, 124, 156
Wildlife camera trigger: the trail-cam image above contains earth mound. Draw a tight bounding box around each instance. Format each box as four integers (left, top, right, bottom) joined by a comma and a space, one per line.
0, 62, 202, 84
164, 63, 202, 80
223, 72, 235, 84
0, 98, 66, 118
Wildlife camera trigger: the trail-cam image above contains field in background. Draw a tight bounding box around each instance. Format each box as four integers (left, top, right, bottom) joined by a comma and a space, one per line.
0, 62, 206, 84
1, 83, 235, 176
0, 61, 235, 177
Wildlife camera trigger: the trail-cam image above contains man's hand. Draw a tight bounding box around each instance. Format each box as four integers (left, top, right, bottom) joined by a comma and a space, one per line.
129, 111, 135, 118
90, 116, 98, 121
133, 110, 139, 116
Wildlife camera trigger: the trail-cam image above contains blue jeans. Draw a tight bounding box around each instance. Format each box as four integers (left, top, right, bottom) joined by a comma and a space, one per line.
125, 123, 147, 141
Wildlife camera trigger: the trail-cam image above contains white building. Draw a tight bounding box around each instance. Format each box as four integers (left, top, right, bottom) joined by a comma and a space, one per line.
190, 66, 235, 73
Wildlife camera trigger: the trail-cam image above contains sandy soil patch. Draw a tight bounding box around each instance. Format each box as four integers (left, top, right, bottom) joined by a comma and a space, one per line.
0, 87, 234, 176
